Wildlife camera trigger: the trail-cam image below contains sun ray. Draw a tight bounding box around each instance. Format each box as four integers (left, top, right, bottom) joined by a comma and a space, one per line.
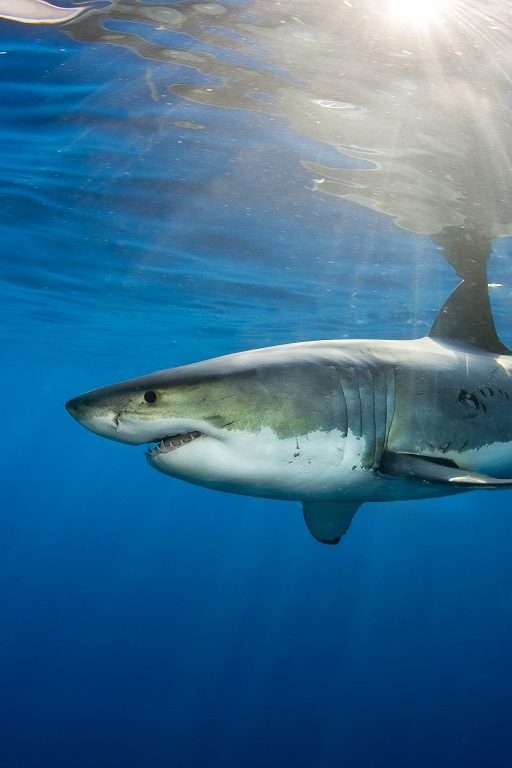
388, 0, 445, 26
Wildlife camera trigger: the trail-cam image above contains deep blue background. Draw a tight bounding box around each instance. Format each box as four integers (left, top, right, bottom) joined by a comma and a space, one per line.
2, 13, 512, 768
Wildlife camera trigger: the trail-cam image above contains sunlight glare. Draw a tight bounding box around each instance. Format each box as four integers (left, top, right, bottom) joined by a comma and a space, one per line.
389, 0, 444, 26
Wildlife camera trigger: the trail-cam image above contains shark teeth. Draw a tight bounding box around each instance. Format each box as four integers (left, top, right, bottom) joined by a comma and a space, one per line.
147, 430, 202, 458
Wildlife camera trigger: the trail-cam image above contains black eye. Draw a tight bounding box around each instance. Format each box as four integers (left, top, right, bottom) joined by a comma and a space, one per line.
144, 390, 157, 404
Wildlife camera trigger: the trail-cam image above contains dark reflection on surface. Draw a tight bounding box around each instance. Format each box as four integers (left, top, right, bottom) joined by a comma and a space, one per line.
432, 226, 509, 353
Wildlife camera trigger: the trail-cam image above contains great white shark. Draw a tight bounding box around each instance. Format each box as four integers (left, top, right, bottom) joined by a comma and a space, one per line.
67, 265, 512, 545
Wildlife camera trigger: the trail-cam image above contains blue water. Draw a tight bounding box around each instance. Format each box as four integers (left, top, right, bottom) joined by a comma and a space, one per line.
3, 6, 512, 767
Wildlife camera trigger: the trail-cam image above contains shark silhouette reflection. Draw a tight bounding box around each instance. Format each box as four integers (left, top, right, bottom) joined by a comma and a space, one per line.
8, 2, 512, 238
47, 0, 512, 244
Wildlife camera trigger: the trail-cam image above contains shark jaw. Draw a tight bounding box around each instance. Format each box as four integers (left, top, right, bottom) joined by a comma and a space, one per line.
146, 430, 203, 459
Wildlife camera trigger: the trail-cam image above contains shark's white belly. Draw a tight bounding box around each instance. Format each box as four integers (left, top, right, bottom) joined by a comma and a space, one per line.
151, 426, 457, 502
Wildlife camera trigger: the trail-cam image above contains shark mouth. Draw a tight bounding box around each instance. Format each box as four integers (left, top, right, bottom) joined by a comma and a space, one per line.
146, 430, 202, 459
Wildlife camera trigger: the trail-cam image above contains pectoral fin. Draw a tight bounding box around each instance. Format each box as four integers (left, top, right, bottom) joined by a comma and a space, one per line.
302, 500, 360, 545
381, 452, 512, 487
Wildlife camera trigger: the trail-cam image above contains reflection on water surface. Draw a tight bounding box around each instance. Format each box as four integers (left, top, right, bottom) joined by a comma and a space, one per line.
59, 0, 512, 238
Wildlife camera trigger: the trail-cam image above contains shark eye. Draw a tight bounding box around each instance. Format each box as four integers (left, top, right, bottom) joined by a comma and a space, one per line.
144, 390, 157, 404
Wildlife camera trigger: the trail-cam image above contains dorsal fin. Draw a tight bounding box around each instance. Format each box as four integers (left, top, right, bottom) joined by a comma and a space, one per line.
429, 281, 509, 354
429, 227, 509, 354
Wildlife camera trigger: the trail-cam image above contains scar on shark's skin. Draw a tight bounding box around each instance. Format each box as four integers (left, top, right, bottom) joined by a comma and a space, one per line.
0, 0, 90, 24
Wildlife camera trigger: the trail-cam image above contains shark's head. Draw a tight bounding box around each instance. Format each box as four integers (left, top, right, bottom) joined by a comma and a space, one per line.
66, 365, 253, 489
66, 347, 348, 499
66, 372, 224, 447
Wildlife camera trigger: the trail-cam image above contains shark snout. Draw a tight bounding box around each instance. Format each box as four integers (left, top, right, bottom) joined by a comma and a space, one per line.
65, 391, 168, 445
66, 394, 109, 423
65, 394, 125, 441
65, 395, 88, 421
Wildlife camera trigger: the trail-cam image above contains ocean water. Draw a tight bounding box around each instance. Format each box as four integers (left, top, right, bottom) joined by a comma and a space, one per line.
2, 2, 512, 767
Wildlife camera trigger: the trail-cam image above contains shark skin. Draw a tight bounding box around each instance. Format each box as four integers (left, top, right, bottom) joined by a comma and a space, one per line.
66, 278, 512, 545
